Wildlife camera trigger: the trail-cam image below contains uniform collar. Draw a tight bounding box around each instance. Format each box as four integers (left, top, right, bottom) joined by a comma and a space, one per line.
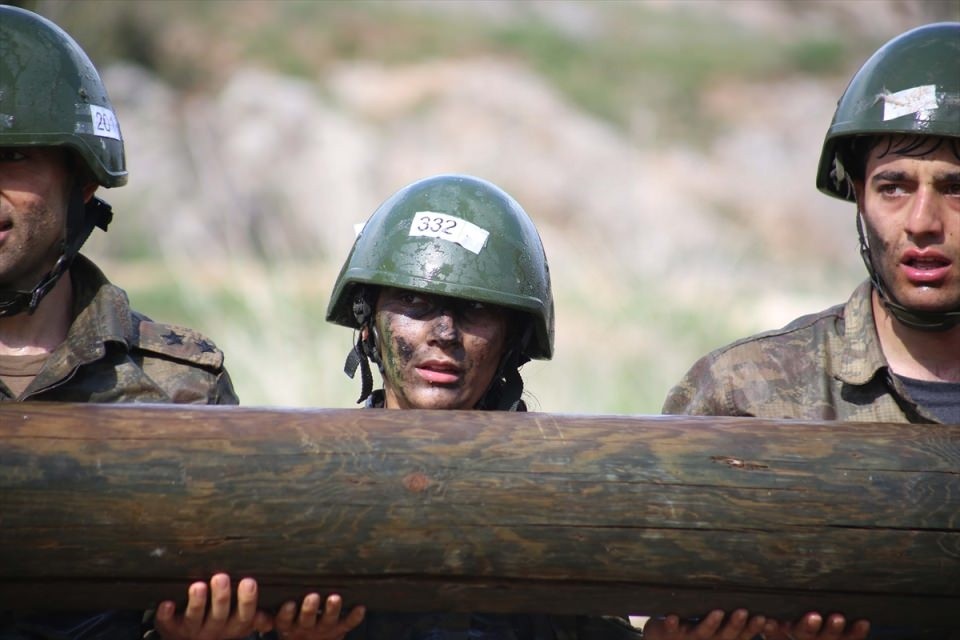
837, 279, 889, 386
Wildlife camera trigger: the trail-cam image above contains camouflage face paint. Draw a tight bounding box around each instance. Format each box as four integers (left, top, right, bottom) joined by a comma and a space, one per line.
374, 287, 509, 410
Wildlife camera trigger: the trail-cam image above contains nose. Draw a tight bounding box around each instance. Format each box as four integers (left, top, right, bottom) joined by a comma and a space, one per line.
905, 185, 945, 241
427, 308, 460, 344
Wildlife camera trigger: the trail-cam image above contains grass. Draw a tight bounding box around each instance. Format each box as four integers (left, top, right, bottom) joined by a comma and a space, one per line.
37, 0, 863, 145
108, 258, 798, 414
51, 0, 880, 410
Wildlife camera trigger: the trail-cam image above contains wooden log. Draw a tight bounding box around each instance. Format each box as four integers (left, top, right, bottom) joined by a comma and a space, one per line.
0, 403, 958, 629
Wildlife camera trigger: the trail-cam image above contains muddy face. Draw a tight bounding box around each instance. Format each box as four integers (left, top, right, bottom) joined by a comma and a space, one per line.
0, 148, 74, 291
855, 136, 960, 315
374, 287, 510, 410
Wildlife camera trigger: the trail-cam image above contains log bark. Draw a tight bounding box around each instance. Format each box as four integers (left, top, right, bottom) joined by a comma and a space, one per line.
0, 403, 958, 628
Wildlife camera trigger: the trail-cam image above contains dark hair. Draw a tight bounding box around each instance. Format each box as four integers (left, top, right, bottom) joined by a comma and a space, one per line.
840, 134, 960, 184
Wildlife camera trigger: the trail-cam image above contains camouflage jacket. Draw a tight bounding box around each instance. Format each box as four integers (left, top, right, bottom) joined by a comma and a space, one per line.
662, 280, 941, 423
0, 255, 237, 405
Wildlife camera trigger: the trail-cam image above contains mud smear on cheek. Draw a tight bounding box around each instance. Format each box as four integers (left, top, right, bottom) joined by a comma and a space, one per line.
394, 336, 415, 366
380, 321, 415, 387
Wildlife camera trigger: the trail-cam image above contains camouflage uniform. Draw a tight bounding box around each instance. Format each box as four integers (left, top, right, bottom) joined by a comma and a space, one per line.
0, 255, 237, 405
662, 280, 940, 423
0, 256, 236, 640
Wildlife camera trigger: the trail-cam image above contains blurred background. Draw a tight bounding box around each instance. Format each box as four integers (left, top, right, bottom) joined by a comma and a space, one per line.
20, 0, 960, 412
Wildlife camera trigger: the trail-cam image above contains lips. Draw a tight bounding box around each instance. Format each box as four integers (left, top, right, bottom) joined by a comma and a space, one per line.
415, 359, 462, 385
900, 249, 953, 285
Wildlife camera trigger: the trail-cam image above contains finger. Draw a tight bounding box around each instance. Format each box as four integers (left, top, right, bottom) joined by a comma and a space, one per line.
153, 601, 178, 638
183, 581, 210, 636
797, 612, 824, 639
761, 619, 779, 638
316, 593, 340, 628
743, 614, 768, 640
663, 614, 680, 633
719, 608, 748, 638
846, 619, 871, 640
693, 610, 725, 638
253, 609, 275, 635
298, 592, 322, 627
341, 605, 366, 631
820, 614, 847, 640
274, 601, 298, 633
230, 577, 259, 632
207, 573, 233, 629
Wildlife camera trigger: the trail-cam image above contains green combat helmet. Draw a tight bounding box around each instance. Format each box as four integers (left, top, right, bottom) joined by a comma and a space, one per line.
815, 22, 960, 331
0, 5, 124, 316
817, 21, 960, 200
327, 174, 554, 409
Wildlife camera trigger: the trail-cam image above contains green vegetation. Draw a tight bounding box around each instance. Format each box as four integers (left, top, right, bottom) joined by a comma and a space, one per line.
37, 0, 902, 411
40, 0, 867, 145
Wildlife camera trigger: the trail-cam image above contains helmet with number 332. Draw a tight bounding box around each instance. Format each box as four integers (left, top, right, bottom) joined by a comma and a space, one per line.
327, 174, 554, 408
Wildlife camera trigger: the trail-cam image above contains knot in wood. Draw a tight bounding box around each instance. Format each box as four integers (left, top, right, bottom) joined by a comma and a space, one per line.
710, 455, 768, 471
403, 471, 432, 493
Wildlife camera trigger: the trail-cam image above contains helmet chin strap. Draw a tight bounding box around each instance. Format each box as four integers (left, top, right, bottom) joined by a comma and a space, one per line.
476, 321, 532, 412
857, 210, 960, 332
0, 188, 113, 318
343, 287, 382, 404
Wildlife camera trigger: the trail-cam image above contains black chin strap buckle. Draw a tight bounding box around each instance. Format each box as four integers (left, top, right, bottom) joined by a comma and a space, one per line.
344, 332, 374, 404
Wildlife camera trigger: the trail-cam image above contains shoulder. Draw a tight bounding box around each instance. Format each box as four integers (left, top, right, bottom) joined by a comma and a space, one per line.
132, 313, 226, 371
663, 300, 848, 416
710, 300, 847, 362
131, 315, 238, 404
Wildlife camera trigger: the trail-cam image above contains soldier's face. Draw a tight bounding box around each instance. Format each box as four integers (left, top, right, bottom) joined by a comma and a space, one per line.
855, 136, 960, 315
373, 287, 510, 410
0, 147, 74, 290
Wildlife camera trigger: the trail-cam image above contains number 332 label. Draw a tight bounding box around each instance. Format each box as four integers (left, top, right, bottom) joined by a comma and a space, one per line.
409, 211, 489, 255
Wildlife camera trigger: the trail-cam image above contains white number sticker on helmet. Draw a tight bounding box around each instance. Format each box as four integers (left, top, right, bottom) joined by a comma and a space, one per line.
88, 105, 122, 141
409, 211, 490, 255
883, 84, 938, 122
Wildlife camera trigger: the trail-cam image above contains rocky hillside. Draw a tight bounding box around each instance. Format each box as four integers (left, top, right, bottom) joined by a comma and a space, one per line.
45, 0, 955, 410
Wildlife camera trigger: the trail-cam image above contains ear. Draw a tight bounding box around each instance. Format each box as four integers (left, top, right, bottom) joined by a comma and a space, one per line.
852, 178, 865, 209
82, 182, 99, 203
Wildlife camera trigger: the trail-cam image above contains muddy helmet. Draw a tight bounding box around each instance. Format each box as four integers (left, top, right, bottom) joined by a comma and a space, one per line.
0, 4, 127, 186
816, 22, 960, 331
817, 22, 960, 200
327, 173, 554, 359
0, 5, 121, 316
327, 174, 554, 407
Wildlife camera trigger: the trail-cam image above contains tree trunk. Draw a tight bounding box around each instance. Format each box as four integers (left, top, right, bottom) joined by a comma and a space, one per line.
1, 403, 957, 628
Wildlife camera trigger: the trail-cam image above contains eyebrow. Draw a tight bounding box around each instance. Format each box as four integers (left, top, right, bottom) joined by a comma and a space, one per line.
870, 170, 909, 184
870, 170, 960, 183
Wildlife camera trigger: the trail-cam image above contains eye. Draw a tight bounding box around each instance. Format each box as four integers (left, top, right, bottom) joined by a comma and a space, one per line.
398, 292, 425, 306
459, 300, 506, 324
876, 182, 906, 197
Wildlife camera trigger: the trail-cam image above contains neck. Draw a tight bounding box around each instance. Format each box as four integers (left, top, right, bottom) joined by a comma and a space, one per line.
873, 290, 960, 382
0, 273, 74, 356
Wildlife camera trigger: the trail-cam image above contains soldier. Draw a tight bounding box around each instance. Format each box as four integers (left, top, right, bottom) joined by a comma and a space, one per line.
326, 173, 776, 640
0, 6, 360, 640
663, 21, 959, 640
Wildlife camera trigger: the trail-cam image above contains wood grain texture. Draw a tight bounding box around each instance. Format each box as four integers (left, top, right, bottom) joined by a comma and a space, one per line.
1, 403, 958, 626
